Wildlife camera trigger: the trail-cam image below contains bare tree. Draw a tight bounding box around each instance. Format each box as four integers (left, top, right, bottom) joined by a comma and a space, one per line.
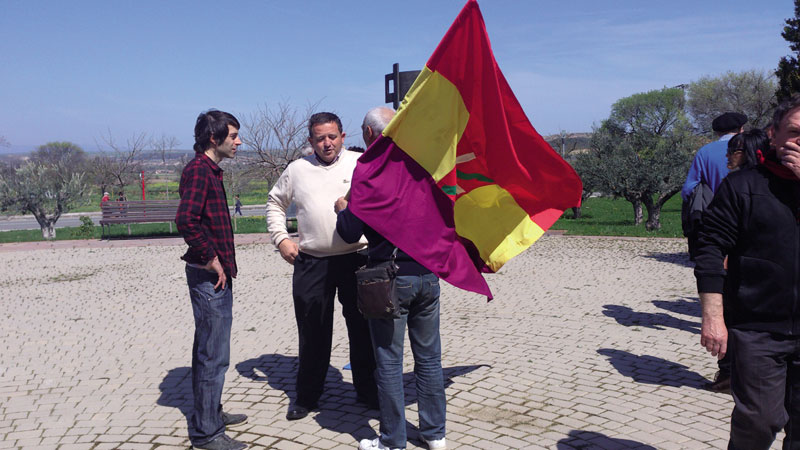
86, 154, 118, 196
96, 130, 148, 195
240, 100, 320, 180
152, 134, 181, 164
221, 159, 259, 231
0, 136, 9, 148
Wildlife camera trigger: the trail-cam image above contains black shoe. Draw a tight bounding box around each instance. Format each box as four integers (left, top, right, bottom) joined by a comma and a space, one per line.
193, 434, 247, 450
222, 411, 248, 427
706, 371, 731, 393
286, 403, 315, 420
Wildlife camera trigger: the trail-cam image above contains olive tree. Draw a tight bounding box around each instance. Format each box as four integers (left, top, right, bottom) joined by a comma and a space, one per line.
0, 142, 89, 239
687, 70, 777, 133
574, 87, 697, 230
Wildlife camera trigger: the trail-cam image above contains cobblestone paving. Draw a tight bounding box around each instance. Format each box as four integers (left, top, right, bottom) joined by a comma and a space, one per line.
0, 235, 783, 449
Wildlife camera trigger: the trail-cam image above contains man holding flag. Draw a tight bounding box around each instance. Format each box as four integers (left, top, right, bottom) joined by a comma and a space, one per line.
337, 106, 447, 450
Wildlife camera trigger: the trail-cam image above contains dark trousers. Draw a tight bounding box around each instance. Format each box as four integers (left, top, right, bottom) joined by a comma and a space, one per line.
718, 346, 732, 374
728, 328, 800, 450
292, 251, 377, 407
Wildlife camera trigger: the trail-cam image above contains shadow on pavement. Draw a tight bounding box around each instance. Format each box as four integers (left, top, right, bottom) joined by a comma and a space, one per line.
642, 251, 693, 268
157, 367, 193, 435
236, 353, 376, 441
602, 304, 700, 334
557, 430, 656, 449
236, 354, 488, 443
597, 349, 708, 389
652, 297, 700, 318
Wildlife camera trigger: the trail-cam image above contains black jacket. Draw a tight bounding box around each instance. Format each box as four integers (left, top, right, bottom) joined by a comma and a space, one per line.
336, 207, 430, 276
695, 165, 800, 334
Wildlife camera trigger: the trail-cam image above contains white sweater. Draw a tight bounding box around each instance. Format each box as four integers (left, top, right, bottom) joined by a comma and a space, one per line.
266, 150, 367, 257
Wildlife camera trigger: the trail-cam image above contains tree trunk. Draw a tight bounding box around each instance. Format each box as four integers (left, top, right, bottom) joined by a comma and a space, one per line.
29, 208, 59, 240
41, 223, 56, 240
643, 195, 661, 231
631, 199, 643, 225
571, 206, 582, 219
644, 188, 680, 231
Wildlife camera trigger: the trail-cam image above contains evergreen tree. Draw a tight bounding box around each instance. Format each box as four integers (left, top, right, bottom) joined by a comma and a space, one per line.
777, 0, 800, 102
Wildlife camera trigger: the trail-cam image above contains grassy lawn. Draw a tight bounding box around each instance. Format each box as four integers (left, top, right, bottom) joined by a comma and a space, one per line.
0, 195, 684, 243
554, 195, 683, 238
0, 216, 270, 244
68, 180, 272, 213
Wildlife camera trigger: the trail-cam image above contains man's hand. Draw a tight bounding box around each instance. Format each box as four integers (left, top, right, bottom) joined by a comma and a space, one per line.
204, 256, 227, 290
334, 196, 348, 213
699, 292, 727, 359
278, 238, 299, 265
777, 140, 800, 178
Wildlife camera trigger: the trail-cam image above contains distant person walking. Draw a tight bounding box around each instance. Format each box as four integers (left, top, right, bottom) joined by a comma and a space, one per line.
234, 195, 243, 216
175, 110, 247, 450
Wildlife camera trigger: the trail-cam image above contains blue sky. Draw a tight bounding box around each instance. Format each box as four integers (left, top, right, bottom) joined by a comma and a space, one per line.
0, 0, 791, 153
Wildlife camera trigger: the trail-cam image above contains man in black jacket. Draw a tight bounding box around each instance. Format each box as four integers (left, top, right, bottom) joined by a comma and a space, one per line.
696, 94, 800, 449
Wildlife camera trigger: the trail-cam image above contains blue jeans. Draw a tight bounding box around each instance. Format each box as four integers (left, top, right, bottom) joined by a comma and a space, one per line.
185, 265, 233, 445
369, 273, 446, 448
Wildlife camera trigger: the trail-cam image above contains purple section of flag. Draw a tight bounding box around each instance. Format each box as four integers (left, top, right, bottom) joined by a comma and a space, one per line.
349, 136, 493, 300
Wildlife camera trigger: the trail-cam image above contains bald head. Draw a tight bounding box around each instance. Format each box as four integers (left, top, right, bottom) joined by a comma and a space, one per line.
362, 106, 395, 147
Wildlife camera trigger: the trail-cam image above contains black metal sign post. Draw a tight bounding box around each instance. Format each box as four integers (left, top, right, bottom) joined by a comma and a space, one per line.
385, 63, 421, 110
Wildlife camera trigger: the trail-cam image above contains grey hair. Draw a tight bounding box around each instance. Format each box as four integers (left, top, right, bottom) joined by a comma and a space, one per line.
362, 106, 395, 135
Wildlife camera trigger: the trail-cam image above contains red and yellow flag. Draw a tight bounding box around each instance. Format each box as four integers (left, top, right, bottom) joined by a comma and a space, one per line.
350, 0, 582, 299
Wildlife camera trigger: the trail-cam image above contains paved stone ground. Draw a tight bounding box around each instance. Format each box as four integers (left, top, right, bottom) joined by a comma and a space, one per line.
0, 235, 784, 449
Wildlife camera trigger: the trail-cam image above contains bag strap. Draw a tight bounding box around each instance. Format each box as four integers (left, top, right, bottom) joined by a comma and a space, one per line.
368, 246, 398, 267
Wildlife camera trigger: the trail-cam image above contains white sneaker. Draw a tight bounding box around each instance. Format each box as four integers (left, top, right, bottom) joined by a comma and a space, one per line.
358, 438, 403, 450
423, 437, 446, 449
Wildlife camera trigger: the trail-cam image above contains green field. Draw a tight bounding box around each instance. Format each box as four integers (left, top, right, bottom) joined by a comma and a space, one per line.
70, 180, 273, 213
554, 195, 683, 238
0, 216, 269, 244
0, 195, 684, 244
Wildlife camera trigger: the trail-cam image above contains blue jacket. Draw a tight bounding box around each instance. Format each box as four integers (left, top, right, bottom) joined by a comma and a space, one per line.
681, 134, 733, 201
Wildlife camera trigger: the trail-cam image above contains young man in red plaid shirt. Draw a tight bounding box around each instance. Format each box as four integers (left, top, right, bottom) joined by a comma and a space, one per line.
176, 110, 247, 450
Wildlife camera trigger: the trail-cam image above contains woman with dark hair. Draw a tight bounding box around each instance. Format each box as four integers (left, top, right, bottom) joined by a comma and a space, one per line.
726, 128, 769, 170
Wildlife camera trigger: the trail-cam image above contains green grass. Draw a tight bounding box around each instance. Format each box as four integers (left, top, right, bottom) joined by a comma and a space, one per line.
68, 180, 272, 213
554, 195, 683, 238
0, 216, 270, 243
0, 195, 684, 244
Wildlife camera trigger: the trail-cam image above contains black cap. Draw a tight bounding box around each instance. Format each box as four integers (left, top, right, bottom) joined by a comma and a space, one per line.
711, 112, 748, 133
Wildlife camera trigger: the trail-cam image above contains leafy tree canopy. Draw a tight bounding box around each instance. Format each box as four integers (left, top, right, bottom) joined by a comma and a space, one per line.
687, 70, 776, 133
777, 0, 800, 102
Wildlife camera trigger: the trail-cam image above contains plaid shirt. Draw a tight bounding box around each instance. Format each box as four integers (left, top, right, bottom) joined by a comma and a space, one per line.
176, 153, 237, 277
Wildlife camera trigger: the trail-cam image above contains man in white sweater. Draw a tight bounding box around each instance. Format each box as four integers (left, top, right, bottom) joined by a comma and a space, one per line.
266, 112, 377, 421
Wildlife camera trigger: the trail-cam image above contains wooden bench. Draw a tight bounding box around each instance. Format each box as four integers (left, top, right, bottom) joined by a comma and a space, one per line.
100, 200, 180, 239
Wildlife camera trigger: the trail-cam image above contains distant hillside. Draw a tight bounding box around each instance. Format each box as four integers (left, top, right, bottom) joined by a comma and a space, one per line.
542, 132, 592, 158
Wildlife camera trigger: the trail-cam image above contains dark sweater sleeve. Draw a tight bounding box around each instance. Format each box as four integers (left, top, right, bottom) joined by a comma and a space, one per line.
336, 208, 365, 244
694, 177, 739, 293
